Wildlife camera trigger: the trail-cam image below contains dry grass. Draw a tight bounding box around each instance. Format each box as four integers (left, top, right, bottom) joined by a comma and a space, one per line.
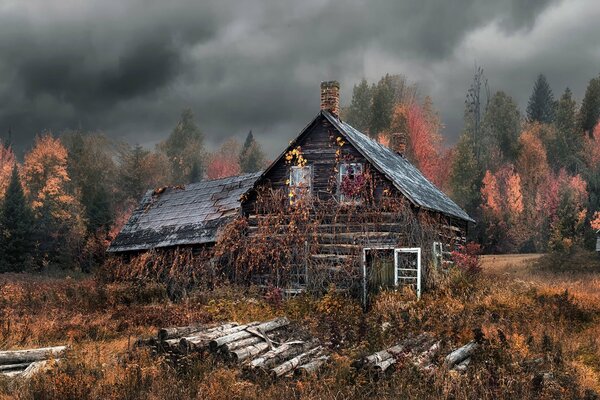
0, 254, 599, 399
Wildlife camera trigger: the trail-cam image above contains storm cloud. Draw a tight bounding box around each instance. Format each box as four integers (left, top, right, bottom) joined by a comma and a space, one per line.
1, 0, 599, 156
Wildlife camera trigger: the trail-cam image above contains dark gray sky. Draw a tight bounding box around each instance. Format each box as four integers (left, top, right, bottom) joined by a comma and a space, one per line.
1, 0, 599, 156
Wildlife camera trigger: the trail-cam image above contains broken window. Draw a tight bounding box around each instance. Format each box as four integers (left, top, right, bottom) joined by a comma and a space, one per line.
338, 162, 364, 203
289, 165, 312, 204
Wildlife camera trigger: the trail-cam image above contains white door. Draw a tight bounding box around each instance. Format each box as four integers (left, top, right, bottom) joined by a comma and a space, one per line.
394, 248, 421, 299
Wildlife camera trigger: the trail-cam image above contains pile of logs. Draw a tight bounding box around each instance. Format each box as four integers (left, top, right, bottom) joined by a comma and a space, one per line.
356, 333, 441, 377
358, 334, 481, 377
140, 317, 328, 379
0, 345, 65, 379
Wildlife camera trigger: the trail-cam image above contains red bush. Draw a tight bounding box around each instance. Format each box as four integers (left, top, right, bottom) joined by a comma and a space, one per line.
451, 242, 482, 276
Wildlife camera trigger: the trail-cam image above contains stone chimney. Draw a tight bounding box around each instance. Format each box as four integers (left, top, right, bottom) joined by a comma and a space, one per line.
390, 132, 407, 156
320, 81, 340, 116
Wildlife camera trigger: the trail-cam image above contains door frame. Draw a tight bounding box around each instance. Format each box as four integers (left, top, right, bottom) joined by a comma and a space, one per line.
362, 246, 422, 306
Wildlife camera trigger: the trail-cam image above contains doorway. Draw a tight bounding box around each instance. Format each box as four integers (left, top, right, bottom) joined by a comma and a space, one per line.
362, 247, 421, 306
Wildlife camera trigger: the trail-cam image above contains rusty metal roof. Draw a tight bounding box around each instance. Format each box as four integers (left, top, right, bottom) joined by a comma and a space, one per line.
107, 172, 262, 253
323, 111, 474, 223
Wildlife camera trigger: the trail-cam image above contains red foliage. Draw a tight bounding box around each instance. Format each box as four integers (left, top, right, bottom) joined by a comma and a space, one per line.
451, 242, 482, 276
205, 138, 241, 180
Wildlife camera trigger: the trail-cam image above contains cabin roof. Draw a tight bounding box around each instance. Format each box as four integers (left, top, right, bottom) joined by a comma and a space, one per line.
322, 112, 474, 223
107, 172, 262, 253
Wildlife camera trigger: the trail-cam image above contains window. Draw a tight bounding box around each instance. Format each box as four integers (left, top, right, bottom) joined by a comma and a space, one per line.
338, 162, 364, 203
289, 165, 312, 203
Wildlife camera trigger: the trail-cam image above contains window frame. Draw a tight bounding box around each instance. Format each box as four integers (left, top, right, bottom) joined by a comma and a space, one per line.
337, 162, 364, 203
289, 164, 313, 203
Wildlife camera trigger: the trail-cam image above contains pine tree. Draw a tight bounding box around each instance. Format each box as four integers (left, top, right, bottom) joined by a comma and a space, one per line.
0, 165, 34, 272
526, 74, 556, 124
159, 108, 206, 184
239, 131, 266, 173
579, 75, 600, 137
346, 79, 373, 133
483, 91, 521, 165
555, 88, 583, 173
450, 132, 481, 215
369, 75, 395, 138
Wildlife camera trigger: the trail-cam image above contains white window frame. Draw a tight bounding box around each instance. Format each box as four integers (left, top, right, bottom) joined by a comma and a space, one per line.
338, 162, 364, 203
362, 246, 422, 306
289, 165, 312, 203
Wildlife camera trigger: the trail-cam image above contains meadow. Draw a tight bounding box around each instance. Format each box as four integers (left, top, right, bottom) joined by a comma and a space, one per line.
0, 252, 599, 400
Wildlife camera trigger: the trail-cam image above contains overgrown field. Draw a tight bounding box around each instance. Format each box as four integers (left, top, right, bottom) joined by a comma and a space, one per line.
0, 253, 599, 399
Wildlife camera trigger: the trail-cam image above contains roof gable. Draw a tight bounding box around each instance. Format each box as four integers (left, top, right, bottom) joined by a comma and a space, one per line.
108, 172, 262, 253
245, 111, 473, 223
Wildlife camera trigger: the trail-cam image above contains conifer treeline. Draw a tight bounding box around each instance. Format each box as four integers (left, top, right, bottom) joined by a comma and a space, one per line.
344, 70, 600, 253
0, 109, 267, 272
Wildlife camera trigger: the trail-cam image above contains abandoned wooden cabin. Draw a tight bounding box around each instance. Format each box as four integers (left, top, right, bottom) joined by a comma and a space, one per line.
109, 81, 474, 303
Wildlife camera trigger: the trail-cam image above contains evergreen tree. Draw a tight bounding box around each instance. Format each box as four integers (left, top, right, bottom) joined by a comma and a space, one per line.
346, 79, 372, 133
0, 165, 34, 272
239, 131, 266, 173
526, 74, 555, 124
579, 75, 600, 137
369, 75, 395, 138
450, 133, 481, 216
483, 91, 521, 165
159, 108, 206, 184
555, 88, 583, 173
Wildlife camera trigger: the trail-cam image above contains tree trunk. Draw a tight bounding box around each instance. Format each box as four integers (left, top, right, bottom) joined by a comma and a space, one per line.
181, 322, 261, 351
158, 322, 237, 341
0, 346, 66, 365
229, 342, 270, 362
209, 318, 289, 351
445, 341, 478, 368
248, 340, 314, 370
222, 336, 264, 354
294, 356, 329, 377
0, 362, 31, 372
270, 346, 321, 378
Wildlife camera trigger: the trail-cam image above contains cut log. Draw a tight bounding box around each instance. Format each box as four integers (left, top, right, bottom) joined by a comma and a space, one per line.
181, 322, 261, 351
453, 357, 470, 372
413, 341, 441, 369
445, 341, 478, 368
372, 357, 396, 374
229, 342, 270, 362
158, 322, 237, 341
364, 349, 393, 365
248, 340, 315, 370
270, 346, 321, 379
0, 362, 31, 372
0, 346, 66, 365
21, 359, 55, 379
209, 318, 289, 351
222, 336, 264, 353
294, 356, 329, 377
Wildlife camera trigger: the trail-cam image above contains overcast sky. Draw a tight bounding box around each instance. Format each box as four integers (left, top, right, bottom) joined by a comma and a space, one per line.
1, 0, 600, 156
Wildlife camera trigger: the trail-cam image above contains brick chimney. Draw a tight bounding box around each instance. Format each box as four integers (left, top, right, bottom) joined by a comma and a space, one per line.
320, 81, 340, 116
390, 132, 407, 156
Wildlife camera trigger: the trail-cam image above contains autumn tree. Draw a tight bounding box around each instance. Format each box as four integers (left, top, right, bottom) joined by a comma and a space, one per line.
526, 74, 555, 124
369, 75, 396, 137
239, 131, 266, 173
0, 140, 15, 199
21, 134, 85, 268
0, 165, 34, 272
158, 108, 206, 184
206, 138, 242, 180
579, 74, 600, 137
548, 172, 588, 253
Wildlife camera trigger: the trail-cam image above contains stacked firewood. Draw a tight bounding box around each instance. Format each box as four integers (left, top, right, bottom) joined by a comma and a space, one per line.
358, 334, 482, 377
0, 345, 65, 379
356, 333, 441, 377
139, 317, 328, 379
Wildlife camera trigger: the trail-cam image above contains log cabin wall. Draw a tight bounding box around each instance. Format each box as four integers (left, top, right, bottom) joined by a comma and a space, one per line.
241, 114, 467, 295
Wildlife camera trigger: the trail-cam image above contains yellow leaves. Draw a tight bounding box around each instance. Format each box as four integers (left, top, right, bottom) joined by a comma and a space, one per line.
285, 146, 307, 166
336, 136, 345, 147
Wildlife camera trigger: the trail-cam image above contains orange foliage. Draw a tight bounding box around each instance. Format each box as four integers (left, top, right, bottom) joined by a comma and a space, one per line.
0, 141, 16, 199
517, 125, 550, 197
21, 134, 80, 221
389, 102, 447, 187
582, 122, 600, 166
590, 211, 600, 231
205, 138, 241, 180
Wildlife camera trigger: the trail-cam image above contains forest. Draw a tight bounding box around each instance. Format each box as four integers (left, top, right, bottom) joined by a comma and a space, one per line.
2, 68, 600, 273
